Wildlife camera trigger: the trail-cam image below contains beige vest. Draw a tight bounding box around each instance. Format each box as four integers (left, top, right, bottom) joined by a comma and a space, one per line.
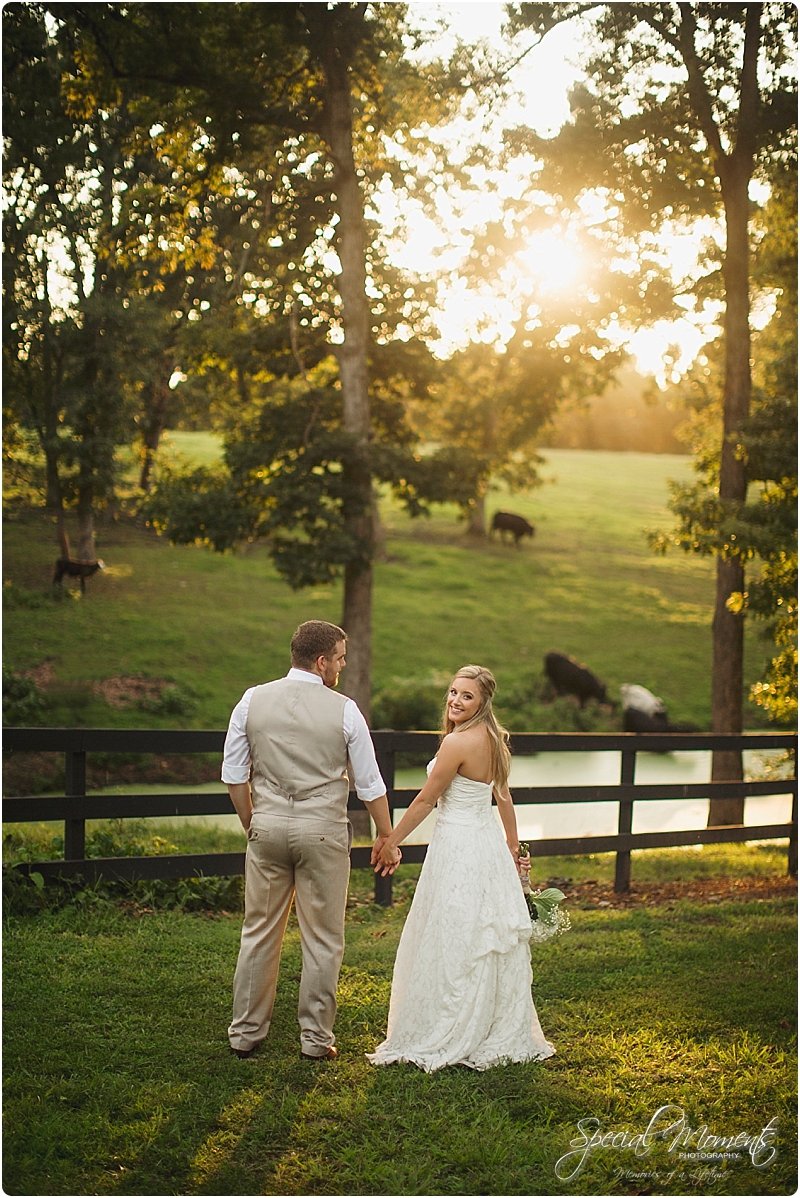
246, 678, 350, 822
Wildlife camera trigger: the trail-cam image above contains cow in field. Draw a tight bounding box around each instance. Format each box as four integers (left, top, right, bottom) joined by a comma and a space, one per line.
544, 651, 609, 707
620, 683, 697, 733
490, 511, 535, 546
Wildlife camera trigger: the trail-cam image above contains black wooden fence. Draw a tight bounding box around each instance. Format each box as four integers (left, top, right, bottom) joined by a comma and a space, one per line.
3, 727, 797, 904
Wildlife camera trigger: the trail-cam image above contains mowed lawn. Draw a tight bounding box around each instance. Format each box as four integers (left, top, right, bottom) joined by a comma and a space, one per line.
3, 858, 796, 1197
1, 447, 774, 729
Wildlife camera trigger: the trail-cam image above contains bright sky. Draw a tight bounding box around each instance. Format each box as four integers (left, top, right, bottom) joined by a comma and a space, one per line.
377, 1, 754, 384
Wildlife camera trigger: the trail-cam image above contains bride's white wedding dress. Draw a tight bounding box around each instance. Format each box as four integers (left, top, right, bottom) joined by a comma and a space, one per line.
367, 761, 556, 1072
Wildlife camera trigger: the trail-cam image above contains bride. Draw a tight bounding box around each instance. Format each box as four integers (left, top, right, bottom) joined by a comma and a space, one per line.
367, 665, 555, 1072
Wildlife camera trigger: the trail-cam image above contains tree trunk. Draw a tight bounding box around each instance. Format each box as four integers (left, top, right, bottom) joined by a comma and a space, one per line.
467, 493, 486, 537
76, 503, 96, 561
708, 168, 752, 824
76, 418, 97, 561
372, 487, 387, 562
321, 14, 374, 720
139, 368, 172, 492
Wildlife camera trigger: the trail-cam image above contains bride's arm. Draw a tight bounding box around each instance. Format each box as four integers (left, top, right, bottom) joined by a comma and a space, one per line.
494, 782, 521, 865
375, 739, 462, 867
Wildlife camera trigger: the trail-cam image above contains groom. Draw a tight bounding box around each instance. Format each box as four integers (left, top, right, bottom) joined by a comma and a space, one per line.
223, 620, 398, 1060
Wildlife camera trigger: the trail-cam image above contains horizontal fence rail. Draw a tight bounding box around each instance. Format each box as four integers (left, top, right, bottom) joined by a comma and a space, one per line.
3, 728, 797, 903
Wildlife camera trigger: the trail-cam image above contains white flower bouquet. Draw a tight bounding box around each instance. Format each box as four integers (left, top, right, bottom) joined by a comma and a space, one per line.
518, 842, 572, 942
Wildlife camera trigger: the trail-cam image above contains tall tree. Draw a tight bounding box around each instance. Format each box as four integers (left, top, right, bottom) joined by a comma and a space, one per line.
659, 160, 798, 743
55, 1, 470, 715
507, 3, 797, 808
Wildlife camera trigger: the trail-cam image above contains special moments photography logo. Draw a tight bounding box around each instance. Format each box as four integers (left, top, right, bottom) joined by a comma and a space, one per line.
554, 1103, 779, 1182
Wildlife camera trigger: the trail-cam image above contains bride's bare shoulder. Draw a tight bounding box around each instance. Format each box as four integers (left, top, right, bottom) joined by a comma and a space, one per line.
441, 725, 488, 755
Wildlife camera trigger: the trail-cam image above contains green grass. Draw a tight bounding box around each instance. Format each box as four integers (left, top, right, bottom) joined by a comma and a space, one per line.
1, 447, 778, 731
3, 855, 796, 1196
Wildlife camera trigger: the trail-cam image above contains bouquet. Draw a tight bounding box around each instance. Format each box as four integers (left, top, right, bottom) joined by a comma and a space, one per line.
518, 842, 571, 943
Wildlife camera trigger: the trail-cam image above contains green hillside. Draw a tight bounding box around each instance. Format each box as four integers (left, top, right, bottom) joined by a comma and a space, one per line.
2, 446, 772, 731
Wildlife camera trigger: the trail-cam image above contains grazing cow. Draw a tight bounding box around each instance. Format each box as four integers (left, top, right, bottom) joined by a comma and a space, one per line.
623, 707, 669, 733
621, 684, 697, 733
490, 511, 535, 546
544, 651, 608, 707
620, 684, 665, 717
53, 557, 105, 594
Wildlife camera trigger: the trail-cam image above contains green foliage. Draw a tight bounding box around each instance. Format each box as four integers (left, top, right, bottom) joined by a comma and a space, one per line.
371, 679, 444, 731
2, 818, 245, 916
2, 580, 47, 610
142, 361, 484, 587
2, 665, 48, 726
410, 324, 621, 518
136, 683, 197, 717
652, 166, 798, 724
496, 675, 619, 734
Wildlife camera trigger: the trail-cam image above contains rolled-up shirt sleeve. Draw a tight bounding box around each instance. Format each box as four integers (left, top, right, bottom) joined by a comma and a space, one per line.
344, 699, 386, 802
221, 688, 255, 785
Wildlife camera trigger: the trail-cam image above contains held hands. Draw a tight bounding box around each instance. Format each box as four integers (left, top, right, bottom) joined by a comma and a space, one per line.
371, 834, 402, 877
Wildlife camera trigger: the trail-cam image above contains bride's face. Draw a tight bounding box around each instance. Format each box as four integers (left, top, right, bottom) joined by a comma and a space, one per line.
447, 677, 482, 725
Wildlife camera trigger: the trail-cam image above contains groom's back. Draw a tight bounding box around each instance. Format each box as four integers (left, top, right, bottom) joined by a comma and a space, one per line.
246, 678, 350, 819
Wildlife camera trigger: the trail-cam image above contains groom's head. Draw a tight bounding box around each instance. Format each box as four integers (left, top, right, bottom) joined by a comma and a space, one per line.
291, 620, 348, 688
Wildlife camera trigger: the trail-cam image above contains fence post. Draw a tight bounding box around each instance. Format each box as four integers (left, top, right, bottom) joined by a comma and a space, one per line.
614, 749, 636, 893
373, 736, 396, 906
789, 786, 797, 878
64, 750, 86, 860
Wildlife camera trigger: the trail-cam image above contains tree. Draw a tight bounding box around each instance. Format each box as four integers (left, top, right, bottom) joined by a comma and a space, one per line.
3, 3, 135, 559
507, 3, 798, 811
4, 4, 238, 556
660, 160, 798, 740
414, 320, 620, 534
55, 1, 472, 715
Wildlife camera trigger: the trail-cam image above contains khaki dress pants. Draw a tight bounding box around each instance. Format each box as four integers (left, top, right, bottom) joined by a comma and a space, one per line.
228, 813, 352, 1056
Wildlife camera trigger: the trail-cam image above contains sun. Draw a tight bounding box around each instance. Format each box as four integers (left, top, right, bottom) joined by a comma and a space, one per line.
516, 230, 585, 294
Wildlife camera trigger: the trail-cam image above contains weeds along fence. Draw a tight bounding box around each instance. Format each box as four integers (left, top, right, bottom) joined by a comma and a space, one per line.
3, 728, 797, 904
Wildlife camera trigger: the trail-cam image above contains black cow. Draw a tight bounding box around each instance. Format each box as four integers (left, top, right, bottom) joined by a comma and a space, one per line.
544, 651, 608, 707
53, 557, 105, 594
623, 708, 698, 734
490, 511, 535, 546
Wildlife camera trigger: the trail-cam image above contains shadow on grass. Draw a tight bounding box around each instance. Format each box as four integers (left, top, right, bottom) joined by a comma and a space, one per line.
3, 893, 796, 1197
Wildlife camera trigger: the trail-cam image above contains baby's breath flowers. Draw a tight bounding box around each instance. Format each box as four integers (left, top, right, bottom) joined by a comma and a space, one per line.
518, 842, 572, 942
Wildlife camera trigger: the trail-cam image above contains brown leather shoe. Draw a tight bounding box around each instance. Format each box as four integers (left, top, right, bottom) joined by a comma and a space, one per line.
300, 1046, 338, 1061
230, 1042, 261, 1059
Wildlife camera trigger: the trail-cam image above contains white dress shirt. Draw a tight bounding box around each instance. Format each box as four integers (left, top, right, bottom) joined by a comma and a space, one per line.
221, 668, 386, 802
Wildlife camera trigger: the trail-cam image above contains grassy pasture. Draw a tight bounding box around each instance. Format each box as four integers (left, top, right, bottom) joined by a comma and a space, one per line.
3, 855, 796, 1197
1, 446, 774, 731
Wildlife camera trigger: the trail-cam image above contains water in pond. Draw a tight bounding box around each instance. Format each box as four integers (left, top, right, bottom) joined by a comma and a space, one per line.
91, 749, 792, 845
391, 749, 793, 844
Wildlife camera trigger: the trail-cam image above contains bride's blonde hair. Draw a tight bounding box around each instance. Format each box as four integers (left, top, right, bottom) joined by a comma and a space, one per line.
441, 664, 511, 790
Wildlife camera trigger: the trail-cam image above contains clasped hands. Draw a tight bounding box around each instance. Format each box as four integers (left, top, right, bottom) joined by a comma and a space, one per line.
371, 834, 402, 877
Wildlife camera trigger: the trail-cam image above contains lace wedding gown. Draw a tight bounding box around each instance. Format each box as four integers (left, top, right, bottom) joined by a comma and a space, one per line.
367, 762, 556, 1072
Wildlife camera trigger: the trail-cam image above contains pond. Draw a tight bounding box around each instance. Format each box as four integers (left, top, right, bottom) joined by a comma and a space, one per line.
392, 748, 794, 844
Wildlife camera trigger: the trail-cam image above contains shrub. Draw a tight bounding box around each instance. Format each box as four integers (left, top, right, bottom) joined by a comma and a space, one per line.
137, 683, 197, 717
371, 680, 443, 731
496, 674, 620, 733
2, 666, 49, 726
3, 819, 244, 917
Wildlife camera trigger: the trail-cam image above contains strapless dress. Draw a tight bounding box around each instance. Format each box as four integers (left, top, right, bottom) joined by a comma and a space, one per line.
367, 760, 555, 1071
